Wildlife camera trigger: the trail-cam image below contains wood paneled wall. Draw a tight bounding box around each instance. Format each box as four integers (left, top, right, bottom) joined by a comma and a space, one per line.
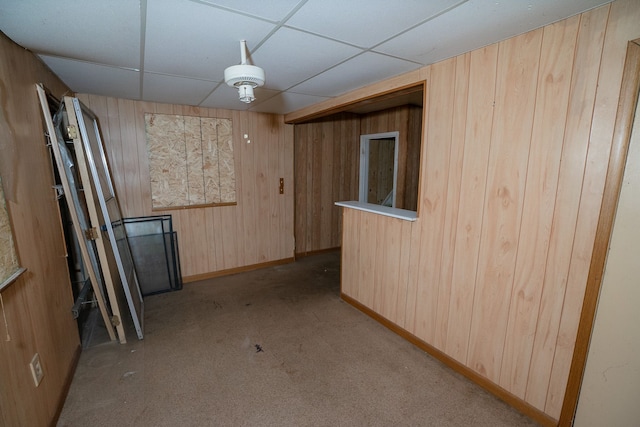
294, 106, 422, 255
360, 106, 422, 211
338, 0, 640, 422
294, 113, 360, 255
77, 95, 295, 280
365, 138, 395, 205
0, 33, 80, 426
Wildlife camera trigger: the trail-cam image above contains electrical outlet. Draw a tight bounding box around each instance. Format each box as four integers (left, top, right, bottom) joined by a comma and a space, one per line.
29, 353, 44, 387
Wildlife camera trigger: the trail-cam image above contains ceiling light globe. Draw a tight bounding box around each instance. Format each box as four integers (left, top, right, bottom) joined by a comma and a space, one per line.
238, 84, 255, 103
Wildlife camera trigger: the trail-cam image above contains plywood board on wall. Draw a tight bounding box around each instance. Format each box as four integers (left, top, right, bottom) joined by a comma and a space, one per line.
144, 113, 235, 209
0, 177, 20, 287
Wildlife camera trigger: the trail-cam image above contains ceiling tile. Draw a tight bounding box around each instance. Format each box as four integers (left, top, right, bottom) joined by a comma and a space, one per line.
143, 73, 219, 106
39, 55, 140, 100
1, 0, 613, 115
285, 0, 465, 47
0, 0, 140, 68
198, 85, 265, 110
251, 27, 362, 91
375, 0, 610, 65
144, 0, 276, 80
193, 0, 304, 22
291, 52, 420, 97
248, 92, 331, 115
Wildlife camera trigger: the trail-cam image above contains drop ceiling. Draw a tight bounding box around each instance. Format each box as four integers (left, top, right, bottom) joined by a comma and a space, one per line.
0, 0, 611, 115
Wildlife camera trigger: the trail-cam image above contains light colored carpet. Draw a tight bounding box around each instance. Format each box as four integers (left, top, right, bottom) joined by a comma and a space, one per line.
57, 251, 538, 426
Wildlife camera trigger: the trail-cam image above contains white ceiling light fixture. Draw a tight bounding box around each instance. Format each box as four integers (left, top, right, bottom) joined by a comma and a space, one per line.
224, 40, 265, 104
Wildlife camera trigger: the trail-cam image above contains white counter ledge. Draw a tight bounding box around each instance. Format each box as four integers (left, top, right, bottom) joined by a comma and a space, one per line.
335, 201, 417, 222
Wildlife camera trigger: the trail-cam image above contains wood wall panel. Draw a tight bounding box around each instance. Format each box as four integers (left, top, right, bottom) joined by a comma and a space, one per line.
499, 16, 579, 398
434, 53, 470, 351
563, 38, 640, 426
294, 114, 360, 255
357, 212, 376, 309
410, 58, 457, 347
295, 123, 309, 253
394, 219, 413, 328
335, 1, 640, 422
294, 106, 422, 256
331, 122, 345, 246
360, 105, 422, 211
444, 45, 497, 364
340, 208, 360, 298
524, 5, 609, 412
467, 29, 543, 383
544, 0, 640, 417
0, 33, 80, 426
77, 95, 294, 279
405, 107, 422, 211
310, 121, 324, 250
283, 122, 295, 256
121, 99, 146, 215
403, 67, 431, 334
372, 214, 385, 310
320, 120, 335, 249
341, 210, 414, 327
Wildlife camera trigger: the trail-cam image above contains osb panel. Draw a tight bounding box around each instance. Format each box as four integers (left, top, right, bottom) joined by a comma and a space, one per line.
185, 116, 205, 205
145, 114, 236, 208
201, 117, 221, 204
0, 177, 19, 285
146, 113, 189, 208
217, 119, 236, 203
